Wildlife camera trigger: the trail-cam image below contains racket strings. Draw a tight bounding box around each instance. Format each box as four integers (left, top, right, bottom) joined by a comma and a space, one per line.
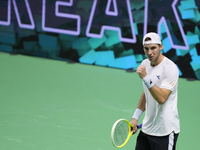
113, 121, 129, 146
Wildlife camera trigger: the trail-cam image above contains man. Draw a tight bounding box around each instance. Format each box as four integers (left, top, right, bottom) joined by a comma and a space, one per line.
130, 32, 180, 150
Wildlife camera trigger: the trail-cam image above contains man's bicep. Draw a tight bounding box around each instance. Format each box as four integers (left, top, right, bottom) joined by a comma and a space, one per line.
161, 88, 172, 100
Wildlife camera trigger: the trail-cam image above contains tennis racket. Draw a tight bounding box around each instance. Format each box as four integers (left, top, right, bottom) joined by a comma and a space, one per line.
111, 119, 142, 148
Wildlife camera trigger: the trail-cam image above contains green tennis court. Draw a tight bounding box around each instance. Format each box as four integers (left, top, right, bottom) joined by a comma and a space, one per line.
0, 51, 199, 150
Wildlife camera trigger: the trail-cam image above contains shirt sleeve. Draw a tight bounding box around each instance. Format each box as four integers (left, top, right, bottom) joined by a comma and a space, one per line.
160, 65, 179, 92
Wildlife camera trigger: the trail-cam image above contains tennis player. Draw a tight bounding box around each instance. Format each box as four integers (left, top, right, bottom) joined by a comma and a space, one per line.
130, 32, 180, 150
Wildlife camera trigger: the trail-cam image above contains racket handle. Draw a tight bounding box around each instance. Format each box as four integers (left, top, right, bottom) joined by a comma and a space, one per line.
137, 124, 142, 129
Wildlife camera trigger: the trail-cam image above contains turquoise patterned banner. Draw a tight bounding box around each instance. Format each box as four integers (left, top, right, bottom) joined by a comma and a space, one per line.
0, 0, 200, 79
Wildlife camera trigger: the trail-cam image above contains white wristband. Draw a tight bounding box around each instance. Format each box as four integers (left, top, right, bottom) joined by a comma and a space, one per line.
132, 108, 143, 120
142, 75, 155, 89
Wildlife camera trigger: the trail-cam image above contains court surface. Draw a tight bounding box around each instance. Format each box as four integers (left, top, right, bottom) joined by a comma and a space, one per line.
0, 52, 200, 150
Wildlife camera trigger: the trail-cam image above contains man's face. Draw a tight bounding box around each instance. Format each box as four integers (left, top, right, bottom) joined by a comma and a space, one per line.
143, 44, 162, 65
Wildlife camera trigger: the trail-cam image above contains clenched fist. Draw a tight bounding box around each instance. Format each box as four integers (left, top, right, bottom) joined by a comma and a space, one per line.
136, 65, 147, 79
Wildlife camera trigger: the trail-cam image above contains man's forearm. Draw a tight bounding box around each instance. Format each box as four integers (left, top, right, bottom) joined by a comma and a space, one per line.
137, 92, 146, 112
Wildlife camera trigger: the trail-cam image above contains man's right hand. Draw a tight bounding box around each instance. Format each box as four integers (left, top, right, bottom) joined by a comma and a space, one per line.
130, 118, 138, 135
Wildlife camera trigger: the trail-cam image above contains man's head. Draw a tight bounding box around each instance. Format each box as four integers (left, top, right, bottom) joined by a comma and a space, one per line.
142, 32, 164, 66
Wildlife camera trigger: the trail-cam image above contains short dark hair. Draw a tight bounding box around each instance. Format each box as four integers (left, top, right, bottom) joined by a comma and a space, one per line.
144, 37, 152, 41
144, 37, 162, 48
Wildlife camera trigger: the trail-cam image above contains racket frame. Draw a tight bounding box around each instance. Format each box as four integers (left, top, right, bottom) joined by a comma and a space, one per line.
111, 119, 133, 148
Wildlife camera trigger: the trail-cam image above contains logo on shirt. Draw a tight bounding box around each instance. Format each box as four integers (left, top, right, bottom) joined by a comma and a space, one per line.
156, 75, 161, 80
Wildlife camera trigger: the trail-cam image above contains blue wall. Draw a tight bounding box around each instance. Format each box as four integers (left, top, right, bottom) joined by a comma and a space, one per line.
0, 0, 200, 79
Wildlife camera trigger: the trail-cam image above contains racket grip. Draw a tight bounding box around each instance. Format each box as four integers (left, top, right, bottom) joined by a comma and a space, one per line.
137, 124, 142, 129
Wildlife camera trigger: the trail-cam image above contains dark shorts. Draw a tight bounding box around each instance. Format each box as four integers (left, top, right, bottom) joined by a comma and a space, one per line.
135, 130, 179, 150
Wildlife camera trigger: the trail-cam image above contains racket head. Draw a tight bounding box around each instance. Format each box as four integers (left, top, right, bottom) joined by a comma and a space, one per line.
111, 119, 133, 148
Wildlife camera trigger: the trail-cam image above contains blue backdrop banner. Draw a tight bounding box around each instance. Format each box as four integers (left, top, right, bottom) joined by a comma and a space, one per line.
0, 0, 200, 79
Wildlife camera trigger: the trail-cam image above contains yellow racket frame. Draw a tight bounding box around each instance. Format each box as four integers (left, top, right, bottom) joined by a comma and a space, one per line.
111, 119, 133, 148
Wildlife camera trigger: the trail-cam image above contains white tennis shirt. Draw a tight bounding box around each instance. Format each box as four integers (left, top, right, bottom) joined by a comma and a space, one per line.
141, 57, 180, 136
